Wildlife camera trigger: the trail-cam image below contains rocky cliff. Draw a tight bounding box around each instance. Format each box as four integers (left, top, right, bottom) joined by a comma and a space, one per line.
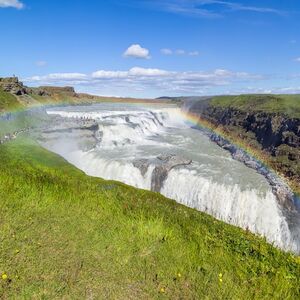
37, 86, 77, 97
0, 77, 78, 98
0, 77, 30, 95
187, 98, 300, 191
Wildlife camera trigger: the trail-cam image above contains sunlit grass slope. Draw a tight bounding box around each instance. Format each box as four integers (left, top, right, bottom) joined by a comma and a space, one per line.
0, 89, 23, 112
211, 94, 300, 118
0, 138, 300, 299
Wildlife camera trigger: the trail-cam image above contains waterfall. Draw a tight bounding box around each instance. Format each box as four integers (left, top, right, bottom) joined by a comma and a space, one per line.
44, 104, 300, 253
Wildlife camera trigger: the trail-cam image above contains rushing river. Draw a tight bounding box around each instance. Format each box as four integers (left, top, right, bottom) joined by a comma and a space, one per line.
41, 103, 300, 253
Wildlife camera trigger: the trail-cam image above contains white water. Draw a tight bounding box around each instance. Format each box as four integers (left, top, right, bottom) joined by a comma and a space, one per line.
44, 103, 299, 253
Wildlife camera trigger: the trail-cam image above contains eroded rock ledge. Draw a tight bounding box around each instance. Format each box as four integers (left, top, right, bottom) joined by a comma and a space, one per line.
133, 154, 192, 192
183, 101, 299, 212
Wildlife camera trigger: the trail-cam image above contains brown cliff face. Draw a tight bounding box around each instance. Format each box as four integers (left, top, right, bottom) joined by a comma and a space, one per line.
188, 101, 300, 190
204, 106, 300, 153
0, 77, 31, 95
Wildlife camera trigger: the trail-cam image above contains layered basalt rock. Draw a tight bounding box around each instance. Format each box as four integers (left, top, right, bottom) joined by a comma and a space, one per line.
187, 100, 300, 189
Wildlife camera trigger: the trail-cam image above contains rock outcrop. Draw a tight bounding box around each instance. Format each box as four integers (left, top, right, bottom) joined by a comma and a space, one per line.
185, 99, 300, 211
209, 133, 296, 211
0, 77, 31, 95
199, 105, 300, 155
134, 154, 192, 192
0, 77, 78, 99
37, 86, 77, 97
39, 115, 100, 152
187, 100, 300, 188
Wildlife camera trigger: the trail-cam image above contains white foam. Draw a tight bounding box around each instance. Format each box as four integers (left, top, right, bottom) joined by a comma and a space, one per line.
161, 168, 293, 251
44, 105, 299, 253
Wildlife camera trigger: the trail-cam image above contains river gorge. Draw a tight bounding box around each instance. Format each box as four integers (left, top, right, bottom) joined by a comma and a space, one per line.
38, 102, 300, 254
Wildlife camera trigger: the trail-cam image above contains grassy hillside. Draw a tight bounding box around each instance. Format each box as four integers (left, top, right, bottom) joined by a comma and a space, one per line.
0, 89, 23, 112
211, 94, 300, 118
0, 138, 299, 299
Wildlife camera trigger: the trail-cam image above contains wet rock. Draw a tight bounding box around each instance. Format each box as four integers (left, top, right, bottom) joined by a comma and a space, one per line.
152, 155, 192, 192
38, 116, 100, 152
186, 100, 300, 187
133, 159, 150, 176
133, 154, 192, 192
196, 130, 297, 211
184, 101, 300, 212
42, 117, 99, 133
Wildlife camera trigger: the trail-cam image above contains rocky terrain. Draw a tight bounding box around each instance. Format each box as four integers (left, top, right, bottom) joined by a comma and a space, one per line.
0, 77, 30, 95
37, 115, 101, 153
0, 77, 75, 97
1, 76, 299, 194
185, 96, 300, 194
0, 77, 160, 110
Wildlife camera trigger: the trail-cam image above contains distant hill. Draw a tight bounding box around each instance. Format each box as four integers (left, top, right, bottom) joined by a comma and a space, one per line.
0, 76, 160, 111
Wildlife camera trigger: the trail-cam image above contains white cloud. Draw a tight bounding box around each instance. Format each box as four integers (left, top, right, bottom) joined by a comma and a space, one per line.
128, 67, 170, 77
27, 73, 87, 82
92, 70, 128, 79
176, 49, 185, 55
123, 44, 150, 59
0, 0, 24, 9
189, 51, 200, 56
294, 57, 300, 62
162, 48, 199, 57
161, 48, 173, 55
36, 61, 47, 67
92, 67, 170, 79
24, 67, 264, 96
137, 0, 285, 18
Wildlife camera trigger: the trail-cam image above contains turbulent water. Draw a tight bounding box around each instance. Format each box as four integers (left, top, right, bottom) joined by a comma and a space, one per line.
42, 103, 300, 253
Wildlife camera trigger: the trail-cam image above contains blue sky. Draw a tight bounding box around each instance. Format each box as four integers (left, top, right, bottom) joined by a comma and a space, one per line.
0, 0, 300, 97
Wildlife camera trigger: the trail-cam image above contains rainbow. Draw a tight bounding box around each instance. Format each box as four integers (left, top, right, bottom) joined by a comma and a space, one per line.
1, 100, 299, 202
179, 109, 300, 204
179, 109, 269, 162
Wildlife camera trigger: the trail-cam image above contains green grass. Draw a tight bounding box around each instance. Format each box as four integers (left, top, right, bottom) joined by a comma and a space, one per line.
0, 89, 23, 112
0, 138, 300, 299
211, 94, 300, 118
0, 110, 47, 136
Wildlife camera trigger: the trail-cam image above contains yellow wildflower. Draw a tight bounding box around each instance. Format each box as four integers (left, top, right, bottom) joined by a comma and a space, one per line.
2, 273, 8, 280
177, 273, 182, 278
160, 287, 165, 293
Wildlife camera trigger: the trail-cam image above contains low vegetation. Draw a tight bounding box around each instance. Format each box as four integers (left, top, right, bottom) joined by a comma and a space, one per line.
1, 86, 300, 298
0, 89, 23, 112
211, 94, 300, 118
0, 138, 300, 299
